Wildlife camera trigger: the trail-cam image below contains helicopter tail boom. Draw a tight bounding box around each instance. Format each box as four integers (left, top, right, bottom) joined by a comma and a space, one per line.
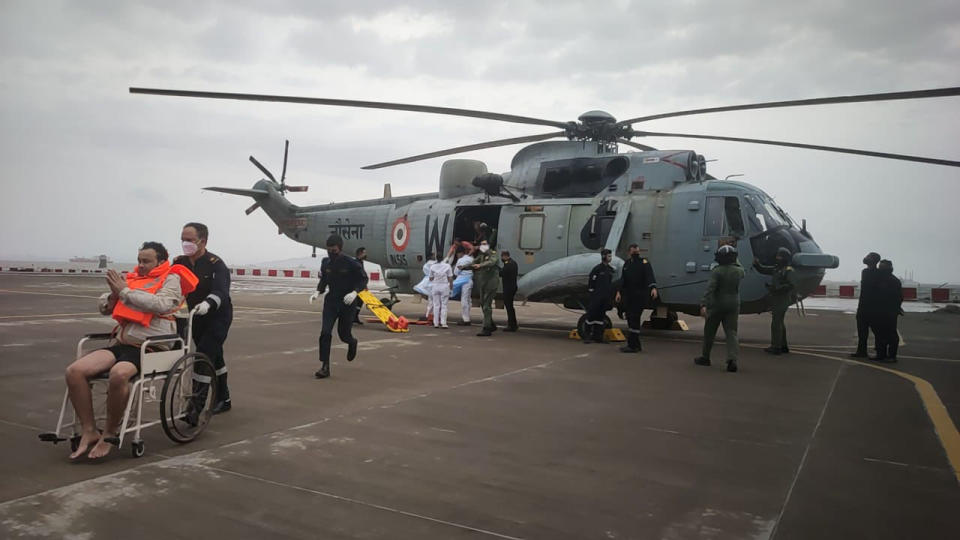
203, 187, 270, 198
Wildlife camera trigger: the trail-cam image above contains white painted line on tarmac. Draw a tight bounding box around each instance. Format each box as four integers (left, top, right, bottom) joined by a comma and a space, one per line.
0, 418, 47, 432
0, 312, 99, 319
0, 289, 99, 299
862, 457, 949, 473
769, 362, 845, 540
206, 466, 527, 540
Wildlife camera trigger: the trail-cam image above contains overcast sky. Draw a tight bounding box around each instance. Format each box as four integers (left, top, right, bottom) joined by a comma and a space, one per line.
1, 0, 958, 282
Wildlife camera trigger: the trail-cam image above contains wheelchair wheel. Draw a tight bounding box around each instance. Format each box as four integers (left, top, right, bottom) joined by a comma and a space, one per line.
131, 439, 145, 458
160, 352, 216, 444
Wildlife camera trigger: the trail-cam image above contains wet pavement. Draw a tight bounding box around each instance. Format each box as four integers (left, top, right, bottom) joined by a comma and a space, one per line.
0, 273, 958, 539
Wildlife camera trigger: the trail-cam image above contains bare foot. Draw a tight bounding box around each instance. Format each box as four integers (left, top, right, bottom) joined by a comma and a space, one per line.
87, 437, 114, 460
69, 431, 100, 460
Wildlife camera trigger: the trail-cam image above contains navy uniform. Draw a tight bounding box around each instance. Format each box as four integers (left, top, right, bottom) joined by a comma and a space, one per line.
315, 253, 368, 378
753, 248, 797, 355
352, 259, 368, 324
872, 260, 902, 362
617, 255, 657, 352
851, 252, 881, 358
500, 257, 519, 331
174, 251, 233, 413
583, 254, 615, 343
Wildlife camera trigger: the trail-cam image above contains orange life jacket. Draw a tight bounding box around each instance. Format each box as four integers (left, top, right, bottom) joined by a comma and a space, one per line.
112, 261, 199, 327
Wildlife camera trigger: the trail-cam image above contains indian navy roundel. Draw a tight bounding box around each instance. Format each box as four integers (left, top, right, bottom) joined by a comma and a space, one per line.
391, 217, 410, 252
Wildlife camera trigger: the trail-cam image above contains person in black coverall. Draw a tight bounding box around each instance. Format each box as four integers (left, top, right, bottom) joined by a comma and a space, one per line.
500, 251, 519, 331
615, 244, 658, 353
583, 249, 615, 344
309, 234, 368, 379
872, 259, 903, 362
174, 222, 233, 414
352, 247, 368, 325
850, 252, 881, 358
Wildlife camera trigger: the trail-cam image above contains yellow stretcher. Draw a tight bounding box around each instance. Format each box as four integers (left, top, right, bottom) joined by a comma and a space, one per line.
357, 290, 409, 332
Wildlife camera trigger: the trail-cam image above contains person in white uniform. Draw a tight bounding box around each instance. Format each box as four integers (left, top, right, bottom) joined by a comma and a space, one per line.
415, 253, 437, 321
429, 256, 454, 328
454, 245, 475, 325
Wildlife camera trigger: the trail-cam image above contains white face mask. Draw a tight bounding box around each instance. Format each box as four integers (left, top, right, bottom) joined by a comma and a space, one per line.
479, 245, 490, 253
182, 241, 199, 256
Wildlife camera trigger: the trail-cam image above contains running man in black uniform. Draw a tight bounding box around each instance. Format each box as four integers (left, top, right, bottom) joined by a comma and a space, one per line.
310, 234, 368, 379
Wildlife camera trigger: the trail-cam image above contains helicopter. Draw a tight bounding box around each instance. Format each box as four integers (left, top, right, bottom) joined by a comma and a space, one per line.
131, 86, 960, 330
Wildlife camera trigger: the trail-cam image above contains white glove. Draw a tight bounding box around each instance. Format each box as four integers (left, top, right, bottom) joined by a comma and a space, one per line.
194, 301, 210, 316
343, 291, 359, 306
309, 291, 321, 304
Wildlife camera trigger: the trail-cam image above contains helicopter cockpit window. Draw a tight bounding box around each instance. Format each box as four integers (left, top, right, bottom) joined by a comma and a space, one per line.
743, 193, 788, 233
724, 197, 745, 237
703, 196, 745, 237
704, 197, 725, 236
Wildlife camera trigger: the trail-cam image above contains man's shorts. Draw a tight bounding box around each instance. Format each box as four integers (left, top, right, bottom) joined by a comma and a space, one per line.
101, 344, 142, 373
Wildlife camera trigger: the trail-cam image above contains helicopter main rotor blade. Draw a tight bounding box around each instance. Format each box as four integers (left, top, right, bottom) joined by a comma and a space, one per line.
361, 131, 566, 170
281, 139, 289, 185
130, 88, 570, 129
617, 86, 960, 126
633, 130, 960, 168
616, 138, 658, 151
249, 155, 276, 183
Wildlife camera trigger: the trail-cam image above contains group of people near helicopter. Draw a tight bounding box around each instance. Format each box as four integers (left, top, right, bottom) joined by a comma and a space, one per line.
413, 222, 519, 336
57, 219, 904, 459
582, 243, 903, 373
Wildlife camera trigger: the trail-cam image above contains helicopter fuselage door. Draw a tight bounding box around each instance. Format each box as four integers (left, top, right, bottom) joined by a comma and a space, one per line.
499, 203, 571, 275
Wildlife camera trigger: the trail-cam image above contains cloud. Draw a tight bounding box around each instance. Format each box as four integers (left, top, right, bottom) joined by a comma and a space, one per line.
1, 1, 959, 281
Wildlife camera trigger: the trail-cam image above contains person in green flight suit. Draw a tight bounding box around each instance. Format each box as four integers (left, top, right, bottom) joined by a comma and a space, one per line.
471, 239, 501, 336
753, 247, 797, 355
695, 245, 745, 373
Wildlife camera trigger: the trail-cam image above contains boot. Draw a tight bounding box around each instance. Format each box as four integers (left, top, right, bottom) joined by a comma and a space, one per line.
211, 374, 231, 414
694, 356, 711, 366
347, 339, 358, 362
849, 350, 868, 358
476, 328, 493, 337
763, 347, 781, 355
620, 346, 639, 353
726, 360, 738, 373
315, 360, 330, 379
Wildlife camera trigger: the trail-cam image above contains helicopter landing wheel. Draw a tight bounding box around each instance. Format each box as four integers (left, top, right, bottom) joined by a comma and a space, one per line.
649, 310, 679, 330
576, 314, 613, 338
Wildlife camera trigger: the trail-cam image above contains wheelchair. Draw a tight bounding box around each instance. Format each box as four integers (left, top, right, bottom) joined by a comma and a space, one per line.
39, 307, 216, 458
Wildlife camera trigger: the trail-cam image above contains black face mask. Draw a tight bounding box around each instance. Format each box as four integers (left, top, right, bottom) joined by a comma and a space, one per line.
631, 253, 641, 260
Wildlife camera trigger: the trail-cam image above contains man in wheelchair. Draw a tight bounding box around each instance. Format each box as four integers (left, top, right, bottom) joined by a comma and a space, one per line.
64, 242, 197, 459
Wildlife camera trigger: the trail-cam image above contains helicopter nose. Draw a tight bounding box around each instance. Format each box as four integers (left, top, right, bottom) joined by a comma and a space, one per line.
791, 233, 839, 269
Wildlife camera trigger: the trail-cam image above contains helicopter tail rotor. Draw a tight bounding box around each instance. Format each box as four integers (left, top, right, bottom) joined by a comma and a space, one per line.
249, 140, 309, 194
